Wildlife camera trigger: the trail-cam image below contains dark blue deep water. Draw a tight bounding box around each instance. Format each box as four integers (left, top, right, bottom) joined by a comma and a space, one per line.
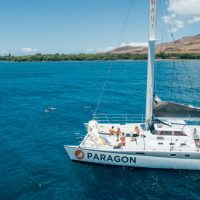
1, 60, 200, 200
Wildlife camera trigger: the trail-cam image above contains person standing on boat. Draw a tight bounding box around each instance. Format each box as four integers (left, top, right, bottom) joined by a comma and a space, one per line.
193, 128, 199, 148
116, 127, 121, 142
131, 126, 140, 142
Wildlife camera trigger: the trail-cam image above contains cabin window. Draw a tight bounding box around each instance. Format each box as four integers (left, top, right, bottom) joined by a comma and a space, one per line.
136, 152, 145, 155
170, 154, 176, 157
169, 142, 175, 145
159, 131, 173, 135
158, 142, 163, 145
180, 143, 186, 147
185, 155, 190, 158
155, 131, 187, 136
157, 136, 164, 140
174, 131, 187, 136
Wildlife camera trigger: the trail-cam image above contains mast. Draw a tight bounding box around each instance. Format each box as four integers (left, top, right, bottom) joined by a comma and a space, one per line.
145, 0, 156, 129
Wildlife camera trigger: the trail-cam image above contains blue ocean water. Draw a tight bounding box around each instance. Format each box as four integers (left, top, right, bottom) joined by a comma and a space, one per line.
0, 60, 200, 200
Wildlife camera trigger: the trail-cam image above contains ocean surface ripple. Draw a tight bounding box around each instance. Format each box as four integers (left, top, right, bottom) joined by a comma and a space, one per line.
0, 60, 200, 200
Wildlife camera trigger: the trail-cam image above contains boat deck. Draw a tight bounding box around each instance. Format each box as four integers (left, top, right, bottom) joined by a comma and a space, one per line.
81, 122, 200, 153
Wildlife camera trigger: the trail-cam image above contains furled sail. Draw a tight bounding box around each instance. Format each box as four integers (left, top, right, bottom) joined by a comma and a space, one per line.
153, 100, 200, 118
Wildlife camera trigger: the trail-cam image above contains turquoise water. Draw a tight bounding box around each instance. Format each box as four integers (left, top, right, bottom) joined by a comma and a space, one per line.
1, 60, 200, 200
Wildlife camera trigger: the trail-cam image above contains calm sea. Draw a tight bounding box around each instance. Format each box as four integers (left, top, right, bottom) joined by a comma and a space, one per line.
1, 60, 200, 200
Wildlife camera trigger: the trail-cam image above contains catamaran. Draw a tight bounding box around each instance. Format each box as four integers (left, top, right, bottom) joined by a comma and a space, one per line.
64, 0, 200, 170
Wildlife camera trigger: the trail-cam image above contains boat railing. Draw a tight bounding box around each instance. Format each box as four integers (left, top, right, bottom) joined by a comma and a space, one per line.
93, 114, 145, 124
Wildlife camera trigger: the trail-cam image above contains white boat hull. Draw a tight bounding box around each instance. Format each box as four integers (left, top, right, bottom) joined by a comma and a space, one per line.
64, 145, 200, 170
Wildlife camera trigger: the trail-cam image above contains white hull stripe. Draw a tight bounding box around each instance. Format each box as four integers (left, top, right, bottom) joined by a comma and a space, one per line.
64, 146, 200, 170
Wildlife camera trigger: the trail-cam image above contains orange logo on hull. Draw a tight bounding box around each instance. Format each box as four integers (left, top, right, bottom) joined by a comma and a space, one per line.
75, 149, 84, 159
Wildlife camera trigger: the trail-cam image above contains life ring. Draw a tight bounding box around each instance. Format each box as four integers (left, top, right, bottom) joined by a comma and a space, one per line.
75, 149, 84, 159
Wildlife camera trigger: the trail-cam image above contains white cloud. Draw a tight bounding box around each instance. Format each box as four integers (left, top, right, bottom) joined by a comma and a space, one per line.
168, 0, 200, 17
188, 16, 200, 24
120, 42, 148, 47
97, 42, 147, 53
164, 0, 200, 32
21, 47, 38, 53
163, 14, 184, 32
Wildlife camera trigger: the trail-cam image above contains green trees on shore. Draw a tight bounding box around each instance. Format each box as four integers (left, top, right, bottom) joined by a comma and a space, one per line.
0, 53, 199, 62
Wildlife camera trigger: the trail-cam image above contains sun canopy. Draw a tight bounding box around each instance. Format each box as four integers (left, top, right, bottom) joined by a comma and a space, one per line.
153, 100, 200, 119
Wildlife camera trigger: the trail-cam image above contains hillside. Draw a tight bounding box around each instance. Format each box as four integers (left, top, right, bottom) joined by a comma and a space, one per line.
0, 35, 199, 62
109, 35, 200, 54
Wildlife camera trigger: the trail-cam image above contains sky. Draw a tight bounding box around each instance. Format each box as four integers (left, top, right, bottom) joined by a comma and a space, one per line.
0, 0, 199, 55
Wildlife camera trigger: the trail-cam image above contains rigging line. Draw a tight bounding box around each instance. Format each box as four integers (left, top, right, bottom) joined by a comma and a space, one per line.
160, 0, 182, 101
170, 40, 184, 103
156, 0, 168, 97
94, 0, 134, 115
173, 62, 183, 101
169, 34, 184, 102
158, 1, 164, 55
161, 1, 184, 103
159, 0, 177, 100
161, 1, 196, 106
170, 32, 196, 106
160, 1, 170, 44
154, 0, 163, 96
171, 59, 177, 100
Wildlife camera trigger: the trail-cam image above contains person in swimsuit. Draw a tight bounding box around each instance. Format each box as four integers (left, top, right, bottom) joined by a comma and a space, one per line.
131, 126, 140, 142
120, 132, 126, 146
109, 126, 115, 135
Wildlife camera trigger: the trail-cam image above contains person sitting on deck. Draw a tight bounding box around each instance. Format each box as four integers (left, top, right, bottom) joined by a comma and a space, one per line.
120, 132, 126, 146
116, 127, 121, 142
113, 132, 126, 149
131, 126, 140, 142
99, 136, 112, 146
109, 126, 115, 135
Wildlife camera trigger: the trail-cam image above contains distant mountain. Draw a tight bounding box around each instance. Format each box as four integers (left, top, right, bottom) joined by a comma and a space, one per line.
109, 35, 200, 54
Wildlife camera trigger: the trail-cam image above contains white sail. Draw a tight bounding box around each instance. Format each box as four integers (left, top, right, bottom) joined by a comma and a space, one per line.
145, 0, 157, 128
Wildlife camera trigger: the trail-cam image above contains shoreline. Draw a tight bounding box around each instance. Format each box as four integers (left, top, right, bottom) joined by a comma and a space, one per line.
0, 59, 200, 63
0, 53, 200, 62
